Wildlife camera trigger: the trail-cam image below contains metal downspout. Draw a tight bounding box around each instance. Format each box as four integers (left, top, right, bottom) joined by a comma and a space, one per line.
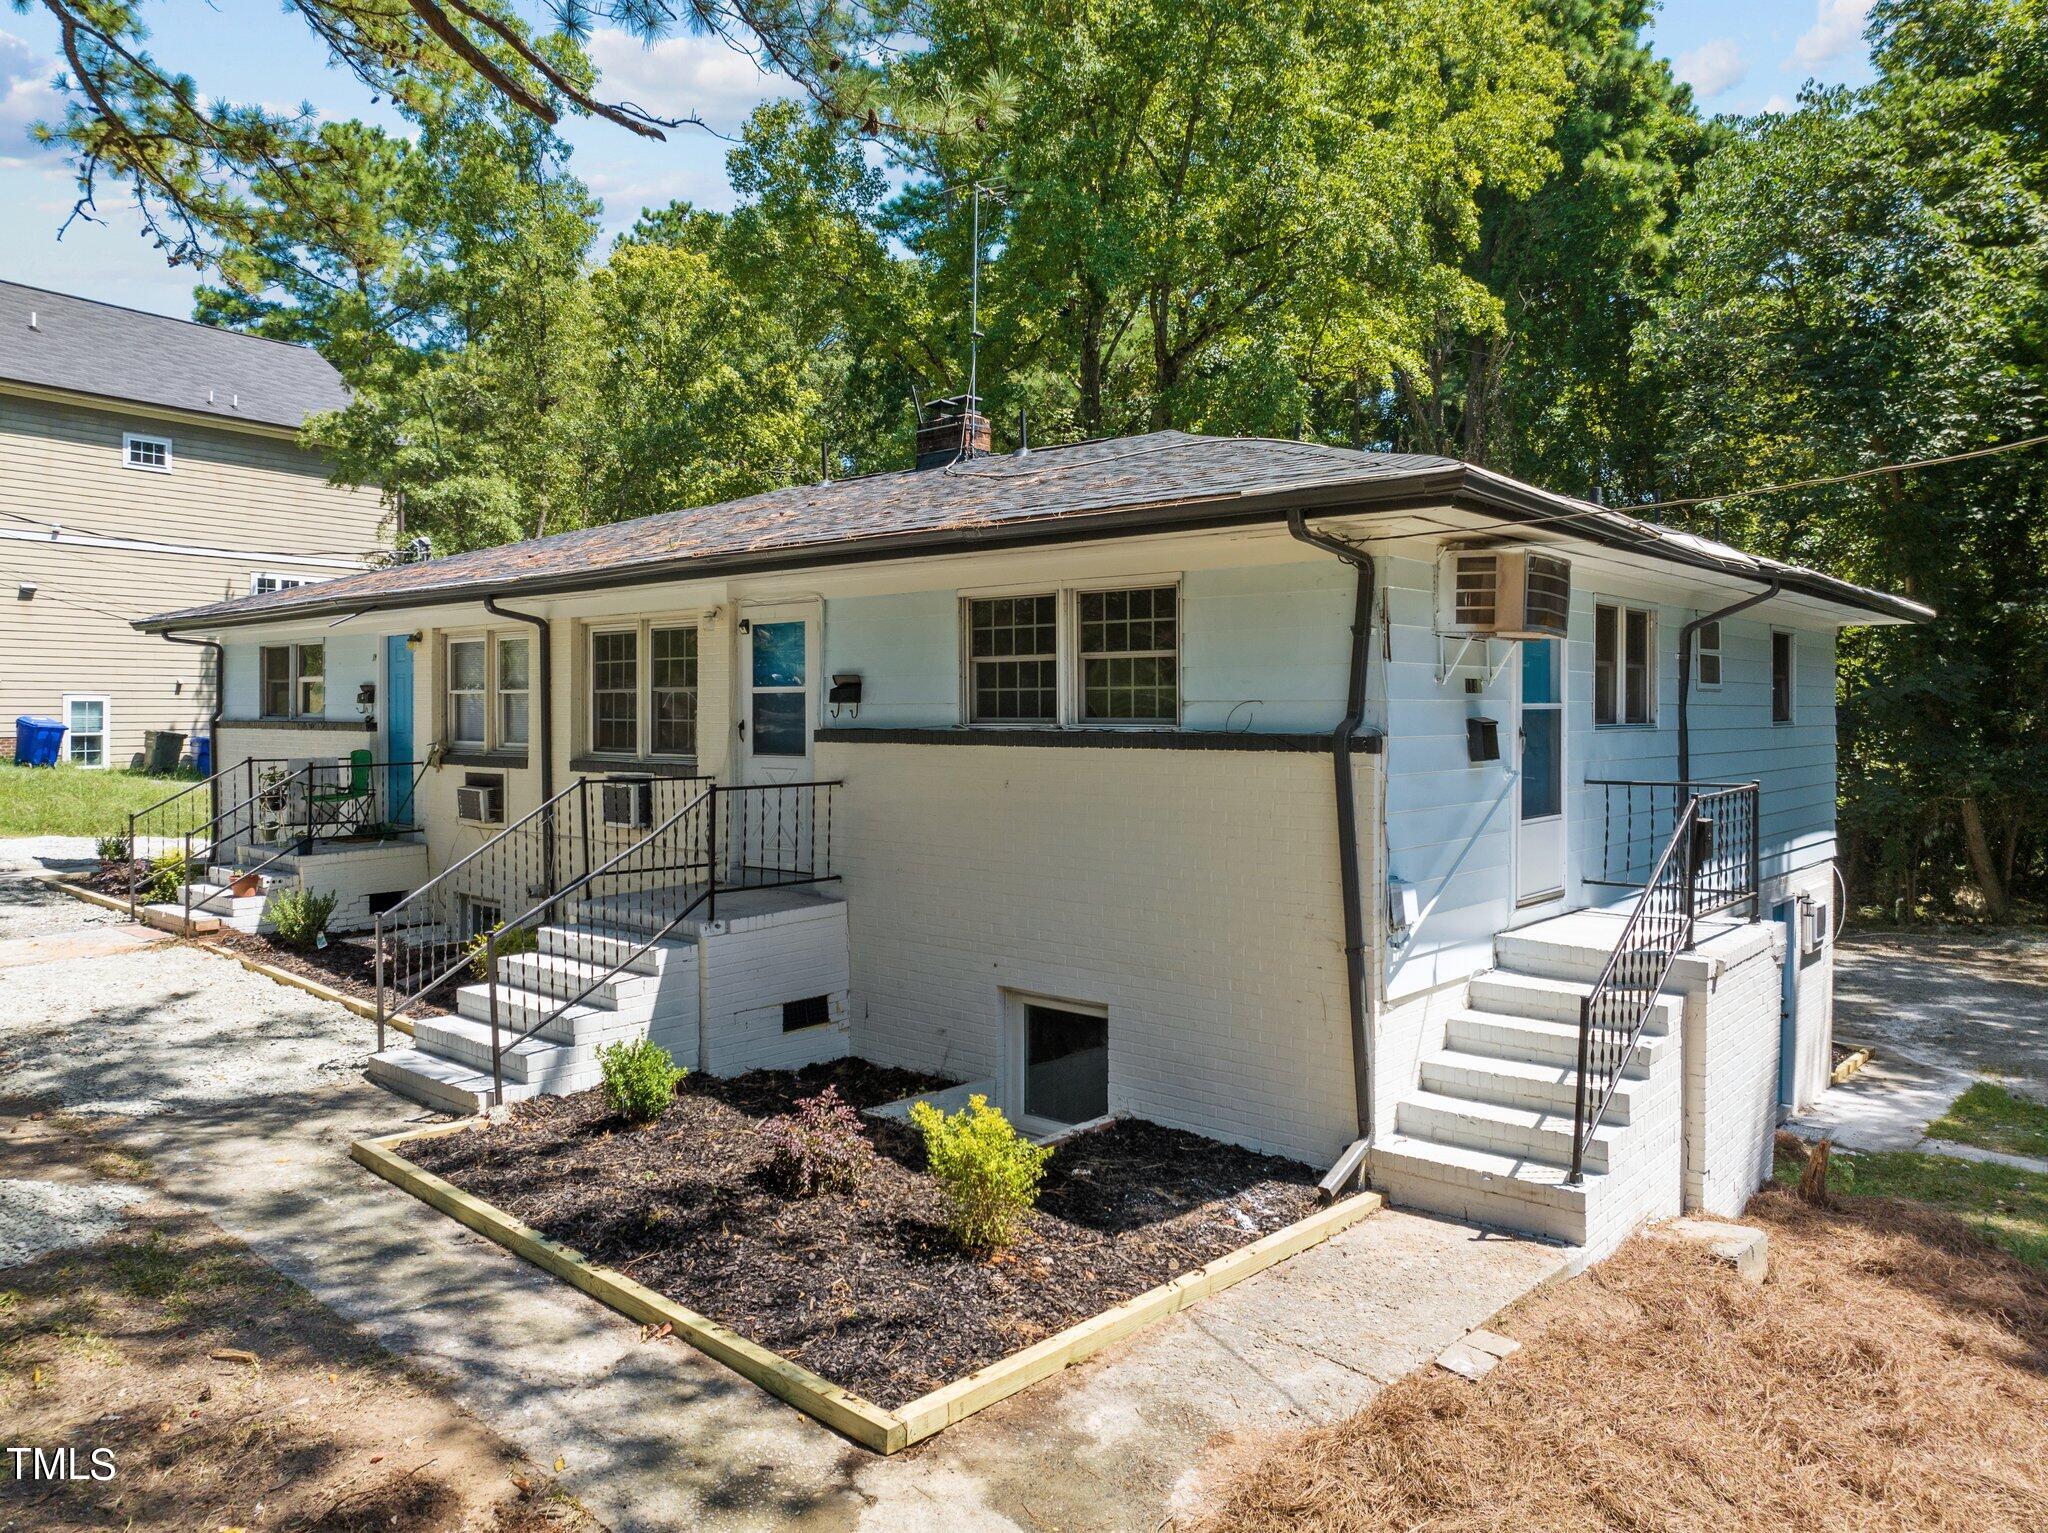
482, 598, 554, 805
161, 631, 225, 829
1677, 580, 1782, 785
1286, 510, 1377, 1161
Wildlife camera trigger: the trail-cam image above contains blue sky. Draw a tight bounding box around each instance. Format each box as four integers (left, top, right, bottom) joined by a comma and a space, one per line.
0, 2, 1878, 322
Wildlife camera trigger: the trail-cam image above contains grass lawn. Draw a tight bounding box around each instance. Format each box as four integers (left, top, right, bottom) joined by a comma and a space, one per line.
1774, 1137, 2048, 1270
1928, 1080, 2048, 1161
1194, 1149, 2048, 1531
0, 762, 204, 839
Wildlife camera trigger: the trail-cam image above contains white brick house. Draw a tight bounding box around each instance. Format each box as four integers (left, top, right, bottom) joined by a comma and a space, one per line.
135, 412, 1929, 1257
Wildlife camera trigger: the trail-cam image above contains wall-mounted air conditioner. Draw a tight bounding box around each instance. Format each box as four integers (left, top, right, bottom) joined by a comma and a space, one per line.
1436, 546, 1572, 639
600, 778, 654, 830
455, 781, 503, 824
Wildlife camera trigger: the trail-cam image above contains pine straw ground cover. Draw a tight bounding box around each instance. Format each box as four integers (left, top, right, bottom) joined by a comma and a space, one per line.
1192, 1168, 2048, 1533
402, 1059, 1321, 1408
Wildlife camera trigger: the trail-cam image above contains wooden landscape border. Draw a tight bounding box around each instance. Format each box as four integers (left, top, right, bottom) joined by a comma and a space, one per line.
351, 1119, 1382, 1453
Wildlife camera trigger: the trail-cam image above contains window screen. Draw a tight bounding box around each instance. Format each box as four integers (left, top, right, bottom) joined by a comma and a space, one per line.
650, 626, 698, 756
1772, 631, 1795, 723
591, 630, 638, 753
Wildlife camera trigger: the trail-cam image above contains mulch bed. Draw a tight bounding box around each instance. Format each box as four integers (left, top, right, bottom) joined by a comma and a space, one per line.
403, 1059, 1322, 1408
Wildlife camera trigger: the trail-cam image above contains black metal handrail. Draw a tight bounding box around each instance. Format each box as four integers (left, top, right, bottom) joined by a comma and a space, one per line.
125, 756, 289, 918
1569, 780, 1761, 1183
372, 773, 714, 1043
477, 779, 842, 1105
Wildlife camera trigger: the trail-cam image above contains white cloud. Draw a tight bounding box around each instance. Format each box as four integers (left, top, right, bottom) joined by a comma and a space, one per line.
1792, 0, 1874, 70
0, 29, 63, 152
1673, 38, 1748, 102
1762, 93, 1796, 115
583, 29, 793, 134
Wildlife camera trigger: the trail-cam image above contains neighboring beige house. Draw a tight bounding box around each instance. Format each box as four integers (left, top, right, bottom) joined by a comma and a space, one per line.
0, 280, 384, 766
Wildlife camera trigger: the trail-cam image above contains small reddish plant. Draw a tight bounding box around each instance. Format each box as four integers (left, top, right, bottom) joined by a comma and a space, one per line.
759, 1085, 876, 1197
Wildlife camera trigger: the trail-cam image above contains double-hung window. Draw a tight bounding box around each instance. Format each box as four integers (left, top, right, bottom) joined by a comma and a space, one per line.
259, 644, 324, 719
963, 583, 1180, 727
1695, 619, 1723, 689
1594, 603, 1655, 726
63, 694, 109, 767
444, 632, 529, 753
586, 622, 698, 760
968, 595, 1059, 723
1772, 631, 1795, 723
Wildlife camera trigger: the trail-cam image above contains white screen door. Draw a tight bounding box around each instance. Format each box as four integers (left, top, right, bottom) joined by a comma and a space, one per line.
1515, 637, 1566, 906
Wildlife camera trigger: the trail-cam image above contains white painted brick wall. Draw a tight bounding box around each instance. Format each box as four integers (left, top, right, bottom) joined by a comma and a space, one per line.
1373, 981, 1465, 1134
696, 901, 852, 1076
818, 742, 1367, 1166
270, 842, 429, 934
1673, 927, 1787, 1217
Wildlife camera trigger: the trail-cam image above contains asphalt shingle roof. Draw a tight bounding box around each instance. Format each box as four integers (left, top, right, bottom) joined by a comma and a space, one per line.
0, 281, 348, 430
136, 430, 1933, 630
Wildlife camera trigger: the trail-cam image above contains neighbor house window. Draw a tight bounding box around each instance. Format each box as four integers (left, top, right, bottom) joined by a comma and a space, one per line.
123, 432, 172, 472
63, 694, 108, 767
259, 644, 324, 719
249, 572, 314, 596
968, 594, 1058, 723
1080, 586, 1179, 722
1594, 602, 1655, 726
1772, 631, 1795, 723
587, 621, 699, 759
1695, 620, 1722, 689
447, 638, 487, 747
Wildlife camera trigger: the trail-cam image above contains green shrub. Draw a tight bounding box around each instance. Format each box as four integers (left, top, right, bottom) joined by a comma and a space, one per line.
267, 885, 338, 950
759, 1085, 876, 1197
140, 850, 190, 904
96, 832, 131, 865
599, 1039, 686, 1124
464, 921, 539, 981
909, 1094, 1052, 1252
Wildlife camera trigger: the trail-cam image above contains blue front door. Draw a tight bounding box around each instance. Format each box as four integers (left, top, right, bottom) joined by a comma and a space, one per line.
385, 634, 415, 825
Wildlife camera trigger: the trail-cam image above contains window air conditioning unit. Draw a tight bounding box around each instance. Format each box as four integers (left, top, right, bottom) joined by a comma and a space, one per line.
600, 778, 654, 830
455, 781, 503, 824
1436, 546, 1571, 639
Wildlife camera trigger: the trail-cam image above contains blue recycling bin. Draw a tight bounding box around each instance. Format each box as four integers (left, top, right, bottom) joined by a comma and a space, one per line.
191, 735, 212, 778
13, 715, 65, 766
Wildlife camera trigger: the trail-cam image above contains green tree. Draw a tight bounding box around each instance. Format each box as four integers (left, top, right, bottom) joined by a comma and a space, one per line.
1380, 0, 1704, 496
1646, 0, 2048, 919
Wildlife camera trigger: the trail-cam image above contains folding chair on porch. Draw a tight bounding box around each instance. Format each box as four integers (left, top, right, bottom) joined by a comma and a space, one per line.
310, 748, 376, 836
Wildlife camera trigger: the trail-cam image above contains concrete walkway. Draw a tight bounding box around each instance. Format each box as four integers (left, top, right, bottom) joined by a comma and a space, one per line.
1788, 927, 2048, 1154
0, 849, 1566, 1533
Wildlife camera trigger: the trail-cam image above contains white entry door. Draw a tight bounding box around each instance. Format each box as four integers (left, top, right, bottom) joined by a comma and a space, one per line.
737, 604, 820, 876
1515, 637, 1566, 906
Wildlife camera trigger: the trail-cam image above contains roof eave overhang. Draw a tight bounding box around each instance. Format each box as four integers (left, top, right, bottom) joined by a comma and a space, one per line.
136, 464, 1933, 635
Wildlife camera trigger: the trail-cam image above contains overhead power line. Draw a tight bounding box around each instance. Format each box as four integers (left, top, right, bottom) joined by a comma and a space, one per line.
1632, 432, 2048, 513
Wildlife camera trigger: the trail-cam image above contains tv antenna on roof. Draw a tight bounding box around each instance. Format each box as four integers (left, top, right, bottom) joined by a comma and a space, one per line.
961, 182, 1006, 412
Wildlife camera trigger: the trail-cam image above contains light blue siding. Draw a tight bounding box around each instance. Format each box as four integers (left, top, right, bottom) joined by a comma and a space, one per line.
1382, 549, 1840, 1000
821, 559, 1355, 732
220, 633, 379, 724
821, 590, 962, 727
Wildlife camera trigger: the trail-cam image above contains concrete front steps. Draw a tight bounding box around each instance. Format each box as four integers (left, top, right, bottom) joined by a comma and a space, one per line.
1371, 912, 1684, 1249
366, 920, 695, 1115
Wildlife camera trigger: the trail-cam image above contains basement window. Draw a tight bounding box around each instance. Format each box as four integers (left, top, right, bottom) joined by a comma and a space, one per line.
782, 994, 831, 1032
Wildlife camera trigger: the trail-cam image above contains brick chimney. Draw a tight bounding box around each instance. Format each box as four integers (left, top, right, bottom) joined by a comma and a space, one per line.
915, 395, 991, 470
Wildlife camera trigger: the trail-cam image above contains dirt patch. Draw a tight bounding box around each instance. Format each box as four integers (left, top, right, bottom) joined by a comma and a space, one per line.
402, 1060, 1321, 1409
0, 1118, 590, 1533
1189, 1182, 2048, 1532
